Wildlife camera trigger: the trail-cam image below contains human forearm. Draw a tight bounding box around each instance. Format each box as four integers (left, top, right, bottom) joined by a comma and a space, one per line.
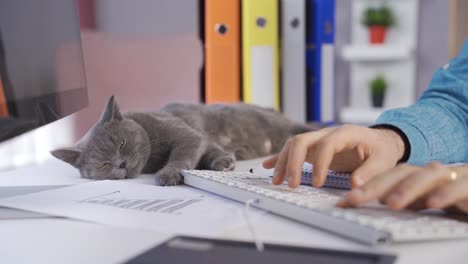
374, 102, 467, 165
374, 40, 468, 165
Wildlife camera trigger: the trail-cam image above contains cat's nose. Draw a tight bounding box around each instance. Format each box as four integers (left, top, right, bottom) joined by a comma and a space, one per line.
119, 162, 127, 169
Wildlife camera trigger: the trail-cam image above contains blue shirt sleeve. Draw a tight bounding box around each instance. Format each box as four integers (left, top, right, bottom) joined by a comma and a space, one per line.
374, 39, 468, 165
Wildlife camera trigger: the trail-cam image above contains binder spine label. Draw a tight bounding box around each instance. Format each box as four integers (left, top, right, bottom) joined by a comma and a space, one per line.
251, 46, 275, 108
321, 44, 335, 123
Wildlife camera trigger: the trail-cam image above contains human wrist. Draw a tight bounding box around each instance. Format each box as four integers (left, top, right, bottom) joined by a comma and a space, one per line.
372, 127, 407, 163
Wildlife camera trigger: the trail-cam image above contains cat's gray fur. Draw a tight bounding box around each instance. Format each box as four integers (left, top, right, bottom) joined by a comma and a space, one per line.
52, 96, 314, 186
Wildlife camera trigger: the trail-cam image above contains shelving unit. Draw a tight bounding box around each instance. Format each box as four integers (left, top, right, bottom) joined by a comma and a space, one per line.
339, 107, 386, 124
339, 0, 419, 125
341, 45, 413, 61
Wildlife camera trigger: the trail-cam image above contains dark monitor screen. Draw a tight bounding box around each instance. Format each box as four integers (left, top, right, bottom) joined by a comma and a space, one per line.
0, 0, 88, 142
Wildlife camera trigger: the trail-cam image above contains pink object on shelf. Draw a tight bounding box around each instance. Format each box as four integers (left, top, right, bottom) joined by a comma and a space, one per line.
71, 30, 203, 139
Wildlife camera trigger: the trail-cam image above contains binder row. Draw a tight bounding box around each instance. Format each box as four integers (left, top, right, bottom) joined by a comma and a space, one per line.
200, 0, 335, 123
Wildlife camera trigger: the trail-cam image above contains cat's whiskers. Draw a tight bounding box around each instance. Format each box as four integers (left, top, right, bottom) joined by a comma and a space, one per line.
137, 138, 171, 157
128, 153, 140, 164
128, 139, 166, 163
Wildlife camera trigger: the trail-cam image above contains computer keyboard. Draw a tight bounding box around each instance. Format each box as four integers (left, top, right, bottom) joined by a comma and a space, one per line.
182, 170, 468, 245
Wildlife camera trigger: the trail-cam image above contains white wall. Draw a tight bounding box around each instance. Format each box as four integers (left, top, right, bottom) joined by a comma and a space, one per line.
416, 0, 450, 95
95, 0, 199, 35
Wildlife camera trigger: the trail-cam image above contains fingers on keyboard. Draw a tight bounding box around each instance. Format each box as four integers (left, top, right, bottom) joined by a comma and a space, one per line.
272, 143, 290, 185
262, 155, 278, 169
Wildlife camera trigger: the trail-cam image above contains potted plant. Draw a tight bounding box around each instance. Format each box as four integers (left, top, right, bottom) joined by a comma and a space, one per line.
370, 75, 387, 108
362, 6, 395, 44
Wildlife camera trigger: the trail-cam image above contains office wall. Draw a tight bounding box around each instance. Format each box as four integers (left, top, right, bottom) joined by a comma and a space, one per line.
73, 0, 202, 139
335, 0, 450, 112
73, 31, 202, 138
450, 0, 468, 57
416, 0, 450, 95
95, 0, 198, 35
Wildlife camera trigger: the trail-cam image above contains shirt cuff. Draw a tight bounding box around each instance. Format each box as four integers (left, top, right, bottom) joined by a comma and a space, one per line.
370, 124, 410, 163
372, 120, 430, 166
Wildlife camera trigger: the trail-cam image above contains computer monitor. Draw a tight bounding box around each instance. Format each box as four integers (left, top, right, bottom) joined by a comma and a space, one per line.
0, 0, 88, 142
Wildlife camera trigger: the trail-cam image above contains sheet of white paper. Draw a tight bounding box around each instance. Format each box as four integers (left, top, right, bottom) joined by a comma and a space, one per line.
0, 180, 264, 237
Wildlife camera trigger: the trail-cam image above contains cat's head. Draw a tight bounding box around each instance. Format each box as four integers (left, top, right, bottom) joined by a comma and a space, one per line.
52, 96, 151, 180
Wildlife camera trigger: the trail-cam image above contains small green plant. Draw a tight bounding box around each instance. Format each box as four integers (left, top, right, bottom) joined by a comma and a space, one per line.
362, 6, 395, 28
370, 75, 387, 107
370, 75, 387, 95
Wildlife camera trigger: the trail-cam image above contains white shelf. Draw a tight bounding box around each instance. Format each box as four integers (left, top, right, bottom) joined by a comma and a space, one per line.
339, 107, 389, 125
341, 45, 414, 61
341, 0, 418, 125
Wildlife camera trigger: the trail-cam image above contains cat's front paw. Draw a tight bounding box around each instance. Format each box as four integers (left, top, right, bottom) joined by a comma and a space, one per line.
210, 155, 235, 171
155, 168, 182, 186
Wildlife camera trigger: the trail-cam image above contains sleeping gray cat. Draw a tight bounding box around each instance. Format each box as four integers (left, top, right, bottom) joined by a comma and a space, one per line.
52, 96, 315, 186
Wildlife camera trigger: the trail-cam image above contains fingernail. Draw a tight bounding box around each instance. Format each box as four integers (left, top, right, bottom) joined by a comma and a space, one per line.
272, 170, 278, 182
337, 189, 364, 208
288, 179, 297, 189
340, 189, 364, 207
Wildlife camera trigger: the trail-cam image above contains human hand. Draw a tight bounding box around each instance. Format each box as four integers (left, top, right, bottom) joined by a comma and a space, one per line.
263, 125, 406, 188
337, 163, 468, 213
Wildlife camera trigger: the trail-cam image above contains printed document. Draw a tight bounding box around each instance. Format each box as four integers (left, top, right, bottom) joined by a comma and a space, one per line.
0, 180, 263, 236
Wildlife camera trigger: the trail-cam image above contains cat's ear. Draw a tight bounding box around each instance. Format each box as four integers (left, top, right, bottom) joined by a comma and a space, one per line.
100, 95, 123, 123
51, 147, 82, 168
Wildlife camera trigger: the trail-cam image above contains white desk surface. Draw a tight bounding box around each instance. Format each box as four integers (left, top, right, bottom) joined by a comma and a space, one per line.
0, 158, 468, 264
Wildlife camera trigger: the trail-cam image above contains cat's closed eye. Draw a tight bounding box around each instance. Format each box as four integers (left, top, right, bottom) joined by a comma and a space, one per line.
97, 162, 111, 169
119, 140, 126, 151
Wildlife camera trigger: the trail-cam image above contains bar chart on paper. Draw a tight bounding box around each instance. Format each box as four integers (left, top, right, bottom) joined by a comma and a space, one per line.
81, 197, 204, 214
0, 181, 264, 236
